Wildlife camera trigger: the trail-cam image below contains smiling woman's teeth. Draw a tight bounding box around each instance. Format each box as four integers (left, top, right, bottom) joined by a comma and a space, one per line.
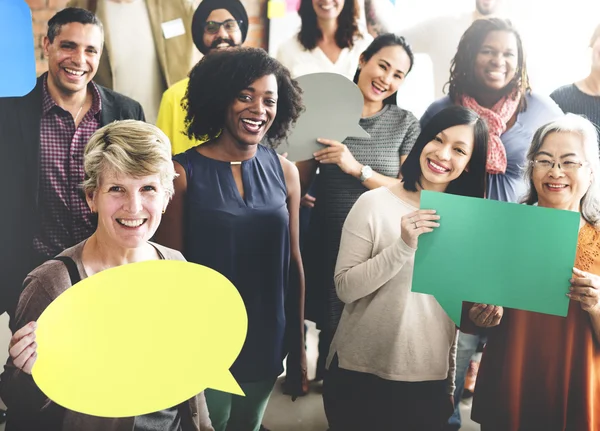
429, 159, 449, 172
372, 82, 385, 92
242, 119, 263, 126
486, 71, 504, 79
547, 184, 567, 189
117, 219, 145, 227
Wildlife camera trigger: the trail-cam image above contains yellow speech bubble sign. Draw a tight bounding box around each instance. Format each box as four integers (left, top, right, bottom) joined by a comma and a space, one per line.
32, 260, 247, 418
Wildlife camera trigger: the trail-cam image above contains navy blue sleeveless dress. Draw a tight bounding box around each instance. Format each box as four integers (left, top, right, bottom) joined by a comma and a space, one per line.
174, 144, 290, 383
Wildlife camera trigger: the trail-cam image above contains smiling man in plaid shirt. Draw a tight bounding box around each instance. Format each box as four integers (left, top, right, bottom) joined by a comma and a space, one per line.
0, 7, 145, 317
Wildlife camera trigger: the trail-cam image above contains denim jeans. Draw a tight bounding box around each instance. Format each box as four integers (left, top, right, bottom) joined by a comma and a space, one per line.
446, 331, 486, 430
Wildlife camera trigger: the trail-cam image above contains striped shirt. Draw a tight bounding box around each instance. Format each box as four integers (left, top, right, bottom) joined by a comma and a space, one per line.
33, 74, 101, 258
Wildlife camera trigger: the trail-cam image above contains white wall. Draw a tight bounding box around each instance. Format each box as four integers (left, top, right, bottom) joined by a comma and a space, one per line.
503, 0, 599, 95
393, 0, 599, 97
269, 0, 600, 118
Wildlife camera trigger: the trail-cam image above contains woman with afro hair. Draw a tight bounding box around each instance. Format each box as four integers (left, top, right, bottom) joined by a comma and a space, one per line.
155, 47, 307, 431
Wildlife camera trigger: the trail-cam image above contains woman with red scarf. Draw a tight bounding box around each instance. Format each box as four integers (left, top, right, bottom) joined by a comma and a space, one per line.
420, 17, 562, 431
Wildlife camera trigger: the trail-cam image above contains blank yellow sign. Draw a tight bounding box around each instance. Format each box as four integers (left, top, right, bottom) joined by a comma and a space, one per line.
32, 260, 248, 417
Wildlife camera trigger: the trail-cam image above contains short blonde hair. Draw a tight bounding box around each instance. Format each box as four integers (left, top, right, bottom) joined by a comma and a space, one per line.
83, 120, 176, 198
590, 23, 600, 47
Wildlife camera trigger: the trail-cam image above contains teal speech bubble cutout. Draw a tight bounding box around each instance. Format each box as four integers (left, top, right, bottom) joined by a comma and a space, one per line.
0, 0, 36, 97
412, 191, 580, 326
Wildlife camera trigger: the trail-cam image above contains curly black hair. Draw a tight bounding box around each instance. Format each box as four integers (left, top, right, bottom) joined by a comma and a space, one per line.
183, 47, 304, 146
446, 18, 531, 112
297, 0, 363, 50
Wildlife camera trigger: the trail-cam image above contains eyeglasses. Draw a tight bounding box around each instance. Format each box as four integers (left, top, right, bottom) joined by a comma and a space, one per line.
204, 19, 242, 35
531, 159, 589, 172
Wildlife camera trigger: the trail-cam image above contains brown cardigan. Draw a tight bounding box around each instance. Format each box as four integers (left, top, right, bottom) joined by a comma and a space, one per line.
0, 240, 214, 431
66, 0, 195, 90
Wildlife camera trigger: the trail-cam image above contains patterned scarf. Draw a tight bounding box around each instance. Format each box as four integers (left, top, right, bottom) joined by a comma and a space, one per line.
459, 90, 521, 174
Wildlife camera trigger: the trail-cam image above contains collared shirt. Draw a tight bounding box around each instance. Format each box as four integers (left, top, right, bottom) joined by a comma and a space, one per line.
33, 74, 102, 258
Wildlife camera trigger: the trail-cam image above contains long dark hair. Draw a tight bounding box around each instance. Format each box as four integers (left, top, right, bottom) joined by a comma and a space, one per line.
352, 33, 415, 106
297, 0, 362, 50
401, 106, 489, 198
447, 18, 530, 112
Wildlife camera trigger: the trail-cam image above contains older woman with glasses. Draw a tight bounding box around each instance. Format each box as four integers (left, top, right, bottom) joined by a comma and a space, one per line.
464, 113, 600, 431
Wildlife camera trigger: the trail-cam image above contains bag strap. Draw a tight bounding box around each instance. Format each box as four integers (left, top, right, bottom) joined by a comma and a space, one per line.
52, 256, 82, 286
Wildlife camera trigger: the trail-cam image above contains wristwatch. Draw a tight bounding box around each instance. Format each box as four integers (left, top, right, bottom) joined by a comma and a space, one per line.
359, 165, 373, 182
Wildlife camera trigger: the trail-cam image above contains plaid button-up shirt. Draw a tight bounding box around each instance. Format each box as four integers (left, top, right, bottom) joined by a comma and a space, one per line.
33, 75, 102, 258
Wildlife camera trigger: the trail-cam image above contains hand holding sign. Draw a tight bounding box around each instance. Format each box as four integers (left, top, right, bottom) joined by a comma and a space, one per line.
568, 267, 600, 314
8, 321, 37, 374
32, 260, 248, 417
313, 138, 362, 176
468, 304, 504, 328
400, 209, 440, 249
278, 73, 369, 161
412, 191, 580, 326
0, 0, 36, 97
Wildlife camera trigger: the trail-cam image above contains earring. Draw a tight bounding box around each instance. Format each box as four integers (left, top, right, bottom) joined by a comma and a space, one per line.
162, 209, 166, 214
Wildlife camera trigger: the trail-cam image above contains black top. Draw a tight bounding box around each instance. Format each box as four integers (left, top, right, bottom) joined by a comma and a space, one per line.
550, 84, 600, 145
174, 145, 290, 382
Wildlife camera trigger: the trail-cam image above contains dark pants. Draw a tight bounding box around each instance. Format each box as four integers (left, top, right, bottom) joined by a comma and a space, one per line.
301, 180, 329, 378
323, 356, 453, 431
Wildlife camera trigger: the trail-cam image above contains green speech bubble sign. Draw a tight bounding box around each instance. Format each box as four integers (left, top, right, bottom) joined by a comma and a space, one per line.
412, 191, 580, 326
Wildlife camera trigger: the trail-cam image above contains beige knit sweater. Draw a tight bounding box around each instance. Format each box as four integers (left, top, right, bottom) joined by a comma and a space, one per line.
327, 187, 457, 393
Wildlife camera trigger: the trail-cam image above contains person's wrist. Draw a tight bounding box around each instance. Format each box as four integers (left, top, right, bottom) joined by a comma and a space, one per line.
359, 164, 375, 181
351, 163, 363, 178
588, 305, 600, 317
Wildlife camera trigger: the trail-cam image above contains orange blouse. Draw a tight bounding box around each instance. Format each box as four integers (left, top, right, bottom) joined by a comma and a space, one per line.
472, 223, 600, 431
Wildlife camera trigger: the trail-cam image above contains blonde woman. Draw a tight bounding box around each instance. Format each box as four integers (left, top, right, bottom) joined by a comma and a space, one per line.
0, 120, 213, 431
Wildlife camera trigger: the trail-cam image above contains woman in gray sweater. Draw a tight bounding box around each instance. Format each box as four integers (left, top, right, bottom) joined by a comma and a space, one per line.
296, 34, 421, 381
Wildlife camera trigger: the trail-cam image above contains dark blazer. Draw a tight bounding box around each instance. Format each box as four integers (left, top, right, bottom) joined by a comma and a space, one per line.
0, 74, 145, 316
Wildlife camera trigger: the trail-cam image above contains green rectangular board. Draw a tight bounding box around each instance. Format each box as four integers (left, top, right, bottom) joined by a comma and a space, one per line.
412, 191, 580, 326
